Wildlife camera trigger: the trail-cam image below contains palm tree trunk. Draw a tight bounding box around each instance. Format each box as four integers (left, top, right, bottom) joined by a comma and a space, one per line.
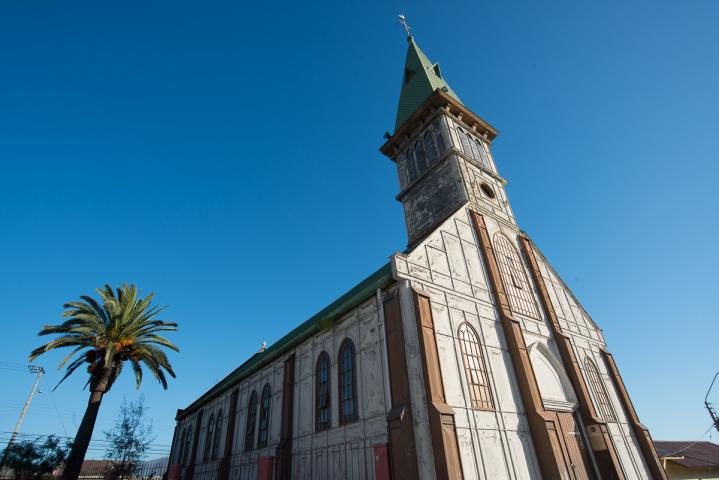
60, 389, 105, 480
61, 368, 111, 480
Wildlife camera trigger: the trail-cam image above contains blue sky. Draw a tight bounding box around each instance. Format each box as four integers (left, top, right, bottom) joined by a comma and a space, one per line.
1, 0, 718, 456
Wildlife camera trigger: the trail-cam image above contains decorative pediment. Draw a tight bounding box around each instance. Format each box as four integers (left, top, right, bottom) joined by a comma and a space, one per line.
529, 342, 577, 412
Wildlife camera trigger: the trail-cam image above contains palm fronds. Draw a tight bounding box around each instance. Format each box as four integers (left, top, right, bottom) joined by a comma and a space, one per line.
29, 284, 178, 392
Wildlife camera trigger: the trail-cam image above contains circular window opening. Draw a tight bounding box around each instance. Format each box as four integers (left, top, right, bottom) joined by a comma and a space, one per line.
480, 183, 496, 199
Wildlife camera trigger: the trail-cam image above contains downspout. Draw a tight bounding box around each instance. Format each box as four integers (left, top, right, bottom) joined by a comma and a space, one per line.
376, 288, 393, 412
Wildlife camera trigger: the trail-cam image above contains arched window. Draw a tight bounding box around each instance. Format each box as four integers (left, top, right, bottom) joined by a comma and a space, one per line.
405, 147, 418, 183
432, 117, 446, 153
183, 426, 192, 465
257, 384, 272, 448
178, 428, 187, 465
493, 233, 540, 318
457, 323, 494, 410
585, 358, 617, 422
338, 339, 358, 424
315, 352, 331, 431
211, 409, 222, 460
243, 391, 258, 452
203, 413, 214, 462
476, 139, 491, 170
423, 130, 438, 165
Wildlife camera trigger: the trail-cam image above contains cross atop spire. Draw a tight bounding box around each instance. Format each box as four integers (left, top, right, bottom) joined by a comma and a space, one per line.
398, 14, 412, 38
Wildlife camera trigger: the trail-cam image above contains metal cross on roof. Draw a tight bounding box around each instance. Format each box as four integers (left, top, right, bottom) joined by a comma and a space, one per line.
398, 14, 411, 37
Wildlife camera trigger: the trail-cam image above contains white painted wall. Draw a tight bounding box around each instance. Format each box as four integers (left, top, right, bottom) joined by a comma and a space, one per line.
171, 296, 390, 480
393, 202, 654, 479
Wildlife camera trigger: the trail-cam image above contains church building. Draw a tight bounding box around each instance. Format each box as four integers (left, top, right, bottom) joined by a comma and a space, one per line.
166, 31, 667, 480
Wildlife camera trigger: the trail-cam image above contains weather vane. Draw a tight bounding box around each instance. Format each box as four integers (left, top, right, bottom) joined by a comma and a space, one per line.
398, 14, 411, 37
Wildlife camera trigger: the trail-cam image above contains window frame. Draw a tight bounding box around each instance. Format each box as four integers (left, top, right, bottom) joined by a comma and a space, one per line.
585, 357, 617, 423
338, 339, 358, 425
315, 351, 331, 432
178, 428, 187, 465
243, 391, 258, 452
257, 384, 272, 448
203, 413, 214, 462
211, 409, 222, 460
492, 232, 541, 319
457, 322, 495, 411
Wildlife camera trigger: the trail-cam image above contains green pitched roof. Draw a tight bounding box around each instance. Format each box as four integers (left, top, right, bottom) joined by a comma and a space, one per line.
177, 262, 393, 418
395, 36, 462, 131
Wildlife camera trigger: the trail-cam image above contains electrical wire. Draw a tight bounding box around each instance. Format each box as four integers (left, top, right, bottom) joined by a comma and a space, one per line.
660, 423, 716, 457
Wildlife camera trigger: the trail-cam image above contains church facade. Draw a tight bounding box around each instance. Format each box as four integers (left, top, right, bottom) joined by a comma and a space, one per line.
166, 34, 666, 480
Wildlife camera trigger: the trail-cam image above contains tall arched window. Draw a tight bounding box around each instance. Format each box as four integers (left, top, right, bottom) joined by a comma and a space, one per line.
338, 339, 358, 424
585, 358, 617, 422
211, 409, 222, 460
178, 428, 187, 465
203, 413, 214, 462
183, 426, 192, 465
423, 131, 438, 165
243, 391, 258, 452
493, 232, 540, 318
315, 352, 331, 431
257, 384, 271, 448
458, 323, 494, 410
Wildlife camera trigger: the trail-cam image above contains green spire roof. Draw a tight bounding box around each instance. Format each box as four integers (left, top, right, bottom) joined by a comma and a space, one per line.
395, 36, 462, 131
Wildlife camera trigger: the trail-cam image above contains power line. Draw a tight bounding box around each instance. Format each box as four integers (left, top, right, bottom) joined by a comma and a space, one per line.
660, 423, 716, 457
0, 431, 171, 448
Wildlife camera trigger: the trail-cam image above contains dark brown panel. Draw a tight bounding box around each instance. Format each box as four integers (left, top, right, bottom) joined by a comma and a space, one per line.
275, 354, 296, 480
469, 210, 573, 480
602, 350, 668, 480
383, 292, 420, 479
413, 292, 463, 480
519, 235, 626, 480
219, 390, 239, 480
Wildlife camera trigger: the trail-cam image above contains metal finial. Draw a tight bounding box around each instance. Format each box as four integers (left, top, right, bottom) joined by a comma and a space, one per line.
398, 14, 411, 38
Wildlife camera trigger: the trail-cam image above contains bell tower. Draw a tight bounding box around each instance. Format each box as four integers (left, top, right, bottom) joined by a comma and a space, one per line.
381, 34, 516, 245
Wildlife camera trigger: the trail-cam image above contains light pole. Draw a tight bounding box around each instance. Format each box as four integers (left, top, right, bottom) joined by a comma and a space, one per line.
0, 365, 45, 469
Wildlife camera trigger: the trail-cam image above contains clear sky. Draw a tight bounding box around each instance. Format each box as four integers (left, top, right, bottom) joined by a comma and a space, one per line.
1, 0, 718, 457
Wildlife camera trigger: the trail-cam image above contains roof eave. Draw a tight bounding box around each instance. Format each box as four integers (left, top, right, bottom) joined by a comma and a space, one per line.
380, 90, 499, 160
177, 262, 394, 419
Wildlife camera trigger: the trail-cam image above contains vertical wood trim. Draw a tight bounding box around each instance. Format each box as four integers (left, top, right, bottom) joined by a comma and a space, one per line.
186, 410, 203, 480
412, 291, 464, 480
601, 350, 668, 480
469, 210, 569, 480
275, 354, 296, 480
383, 292, 420, 479
219, 390, 239, 480
520, 235, 626, 479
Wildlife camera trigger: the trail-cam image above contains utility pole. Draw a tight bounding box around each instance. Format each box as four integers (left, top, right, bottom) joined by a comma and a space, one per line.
0, 365, 44, 469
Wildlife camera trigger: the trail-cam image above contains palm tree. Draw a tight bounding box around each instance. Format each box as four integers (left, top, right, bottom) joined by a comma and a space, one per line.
29, 284, 178, 480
